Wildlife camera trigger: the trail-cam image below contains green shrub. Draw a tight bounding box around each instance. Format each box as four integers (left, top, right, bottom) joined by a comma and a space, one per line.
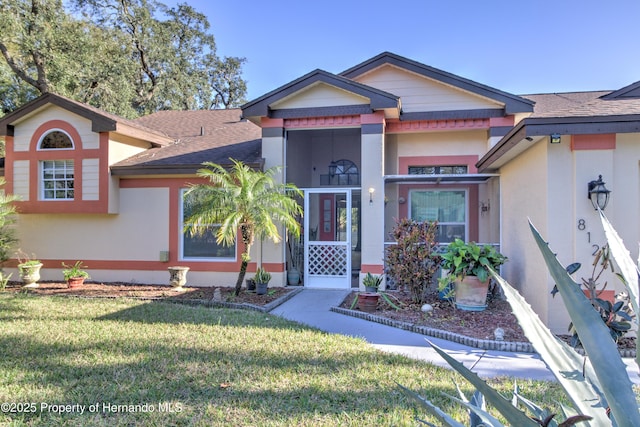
385, 218, 440, 303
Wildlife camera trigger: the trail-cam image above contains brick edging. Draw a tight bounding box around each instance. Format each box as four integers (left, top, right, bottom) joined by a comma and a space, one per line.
330, 306, 637, 358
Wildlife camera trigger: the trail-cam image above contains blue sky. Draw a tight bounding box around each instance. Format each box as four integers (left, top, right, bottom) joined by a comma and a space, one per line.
165, 0, 640, 101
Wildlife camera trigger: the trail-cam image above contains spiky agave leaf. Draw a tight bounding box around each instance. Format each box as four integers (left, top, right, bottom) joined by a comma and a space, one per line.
427, 341, 539, 426
598, 209, 640, 371
513, 390, 558, 427
441, 392, 505, 427
396, 383, 465, 427
489, 265, 609, 426
530, 221, 640, 426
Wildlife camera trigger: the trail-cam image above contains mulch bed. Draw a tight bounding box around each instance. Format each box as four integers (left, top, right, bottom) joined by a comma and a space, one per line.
3, 281, 294, 307
340, 289, 636, 352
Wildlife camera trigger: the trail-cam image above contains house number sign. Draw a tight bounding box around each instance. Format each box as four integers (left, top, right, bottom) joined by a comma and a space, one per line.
577, 218, 600, 255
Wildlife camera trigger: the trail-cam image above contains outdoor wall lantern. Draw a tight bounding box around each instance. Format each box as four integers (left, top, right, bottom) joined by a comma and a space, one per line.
587, 175, 611, 211
550, 133, 562, 144
369, 187, 375, 205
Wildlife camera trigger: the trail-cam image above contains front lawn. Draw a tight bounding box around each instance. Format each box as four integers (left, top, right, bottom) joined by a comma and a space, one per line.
0, 294, 565, 426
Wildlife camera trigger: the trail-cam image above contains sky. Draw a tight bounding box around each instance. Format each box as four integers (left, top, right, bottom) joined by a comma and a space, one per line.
163, 0, 640, 102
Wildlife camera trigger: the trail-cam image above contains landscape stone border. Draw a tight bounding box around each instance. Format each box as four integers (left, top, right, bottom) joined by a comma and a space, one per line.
331, 306, 638, 358
169, 287, 304, 312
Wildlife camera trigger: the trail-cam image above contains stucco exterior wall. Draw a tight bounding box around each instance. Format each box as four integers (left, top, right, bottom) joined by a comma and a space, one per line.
500, 139, 550, 325
394, 130, 488, 159
354, 65, 502, 113
260, 128, 287, 283
360, 128, 385, 276
610, 133, 640, 261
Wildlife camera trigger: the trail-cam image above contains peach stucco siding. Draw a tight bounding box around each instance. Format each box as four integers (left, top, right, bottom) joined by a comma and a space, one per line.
394, 130, 488, 161
500, 138, 550, 326
353, 65, 502, 113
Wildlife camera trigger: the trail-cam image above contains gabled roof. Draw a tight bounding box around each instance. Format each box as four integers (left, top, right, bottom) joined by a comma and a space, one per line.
477, 89, 640, 171
0, 92, 173, 147
340, 52, 534, 115
241, 69, 399, 119
111, 109, 262, 175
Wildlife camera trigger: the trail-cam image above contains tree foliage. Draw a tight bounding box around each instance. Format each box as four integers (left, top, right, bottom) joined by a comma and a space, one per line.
0, 0, 247, 118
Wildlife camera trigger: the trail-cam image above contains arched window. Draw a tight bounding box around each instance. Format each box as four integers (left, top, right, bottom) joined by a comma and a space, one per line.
39, 130, 73, 149
38, 130, 75, 200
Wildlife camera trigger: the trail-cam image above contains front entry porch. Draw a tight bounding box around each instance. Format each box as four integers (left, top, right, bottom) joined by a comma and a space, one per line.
303, 188, 361, 289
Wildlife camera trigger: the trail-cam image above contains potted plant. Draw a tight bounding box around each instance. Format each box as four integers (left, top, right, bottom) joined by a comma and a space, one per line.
17, 253, 42, 288
254, 267, 271, 295
355, 273, 382, 312
438, 239, 507, 311
362, 272, 383, 293
62, 261, 90, 288
286, 232, 302, 285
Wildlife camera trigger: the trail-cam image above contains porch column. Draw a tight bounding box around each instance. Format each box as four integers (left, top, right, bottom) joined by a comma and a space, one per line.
259, 118, 286, 285
360, 112, 385, 288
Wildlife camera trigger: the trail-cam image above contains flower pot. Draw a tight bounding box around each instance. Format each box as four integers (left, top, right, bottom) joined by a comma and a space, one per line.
256, 281, 268, 295
19, 262, 43, 288
168, 266, 189, 291
454, 276, 489, 311
357, 292, 379, 313
287, 269, 300, 285
246, 278, 256, 292
67, 277, 85, 288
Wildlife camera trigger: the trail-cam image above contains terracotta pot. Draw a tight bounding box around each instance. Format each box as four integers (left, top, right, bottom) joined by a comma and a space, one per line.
358, 292, 379, 313
67, 277, 85, 288
454, 276, 489, 311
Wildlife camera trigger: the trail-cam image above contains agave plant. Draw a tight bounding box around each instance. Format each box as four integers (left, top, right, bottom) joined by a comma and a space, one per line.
399, 215, 640, 426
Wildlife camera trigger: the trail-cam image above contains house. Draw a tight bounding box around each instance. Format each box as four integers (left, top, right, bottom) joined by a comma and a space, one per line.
1, 52, 639, 332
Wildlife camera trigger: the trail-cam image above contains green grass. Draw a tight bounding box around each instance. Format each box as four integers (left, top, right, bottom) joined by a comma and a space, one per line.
0, 294, 568, 426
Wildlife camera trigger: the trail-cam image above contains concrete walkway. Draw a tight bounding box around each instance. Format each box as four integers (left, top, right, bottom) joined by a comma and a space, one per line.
270, 289, 640, 383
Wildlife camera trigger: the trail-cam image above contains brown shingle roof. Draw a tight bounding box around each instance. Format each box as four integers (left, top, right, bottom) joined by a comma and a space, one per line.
523, 90, 640, 118
111, 109, 262, 174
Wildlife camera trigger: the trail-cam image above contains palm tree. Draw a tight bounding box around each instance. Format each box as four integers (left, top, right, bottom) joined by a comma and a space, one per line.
184, 159, 303, 295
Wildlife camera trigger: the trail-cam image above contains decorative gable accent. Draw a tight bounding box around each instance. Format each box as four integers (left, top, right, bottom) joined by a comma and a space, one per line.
241, 69, 399, 120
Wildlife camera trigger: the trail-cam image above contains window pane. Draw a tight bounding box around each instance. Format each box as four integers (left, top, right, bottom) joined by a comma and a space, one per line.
40, 131, 73, 149
408, 165, 467, 175
183, 227, 235, 258
410, 190, 466, 243
181, 189, 235, 260
41, 159, 74, 200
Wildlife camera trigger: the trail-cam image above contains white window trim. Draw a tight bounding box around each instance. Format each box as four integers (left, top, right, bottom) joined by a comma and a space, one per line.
179, 188, 237, 262
40, 159, 75, 201
37, 129, 75, 151
408, 188, 469, 242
